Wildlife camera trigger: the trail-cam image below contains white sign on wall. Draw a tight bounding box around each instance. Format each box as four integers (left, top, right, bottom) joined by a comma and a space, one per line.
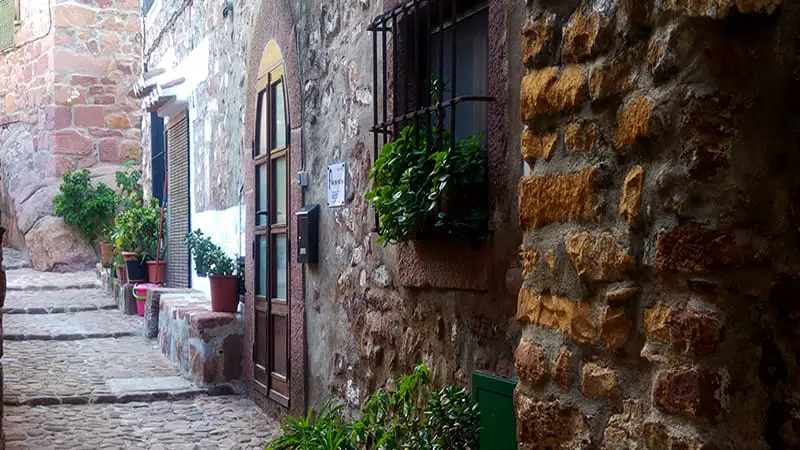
327, 163, 347, 207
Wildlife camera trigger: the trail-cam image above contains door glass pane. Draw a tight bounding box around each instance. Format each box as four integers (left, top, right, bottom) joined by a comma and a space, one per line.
271, 314, 288, 376
256, 163, 267, 226
258, 91, 268, 155
271, 81, 287, 149
273, 156, 287, 225
273, 234, 287, 299
256, 235, 267, 296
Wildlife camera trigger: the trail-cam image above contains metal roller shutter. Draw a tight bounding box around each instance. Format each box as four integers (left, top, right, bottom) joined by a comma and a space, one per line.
166, 111, 191, 288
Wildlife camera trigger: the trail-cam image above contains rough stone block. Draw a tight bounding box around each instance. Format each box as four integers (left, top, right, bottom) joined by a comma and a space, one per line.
659, 0, 782, 18
521, 65, 586, 120
25, 216, 97, 271
54, 50, 113, 75
106, 113, 132, 129
590, 54, 635, 101
522, 13, 556, 68
517, 288, 596, 344
552, 346, 571, 389
45, 105, 72, 129
54, 4, 98, 27
581, 362, 619, 398
562, 7, 611, 62
619, 167, 643, 227
519, 167, 597, 229
644, 303, 722, 357
565, 232, 634, 283
515, 391, 591, 448
564, 121, 598, 154
515, 340, 547, 386
653, 368, 729, 423
73, 105, 105, 127
521, 129, 557, 167
519, 249, 539, 278
655, 223, 744, 272
52, 130, 92, 156
98, 138, 121, 162
617, 95, 654, 148
599, 306, 632, 352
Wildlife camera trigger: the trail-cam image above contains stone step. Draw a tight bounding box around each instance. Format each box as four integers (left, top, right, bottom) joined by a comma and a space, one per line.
4, 384, 237, 407
6, 268, 99, 291
2, 248, 31, 270
3, 309, 142, 339
3, 288, 116, 314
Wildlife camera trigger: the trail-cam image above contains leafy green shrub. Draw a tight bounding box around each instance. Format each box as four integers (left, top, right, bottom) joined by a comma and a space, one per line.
53, 169, 119, 244
115, 160, 143, 209
185, 230, 238, 276
267, 363, 480, 450
113, 198, 162, 257
366, 124, 488, 244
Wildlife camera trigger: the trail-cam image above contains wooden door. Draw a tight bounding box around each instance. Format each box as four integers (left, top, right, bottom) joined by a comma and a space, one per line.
253, 61, 291, 407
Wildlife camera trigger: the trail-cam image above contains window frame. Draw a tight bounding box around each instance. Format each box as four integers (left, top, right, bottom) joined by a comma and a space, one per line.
368, 0, 492, 234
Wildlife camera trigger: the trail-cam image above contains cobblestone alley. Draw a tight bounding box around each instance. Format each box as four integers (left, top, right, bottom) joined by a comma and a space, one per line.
1, 250, 280, 449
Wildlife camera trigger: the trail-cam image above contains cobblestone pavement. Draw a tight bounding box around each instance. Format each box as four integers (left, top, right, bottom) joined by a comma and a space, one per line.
4, 397, 279, 449
4, 337, 178, 402
2, 267, 281, 448
4, 288, 116, 313
4, 310, 143, 339
7, 269, 98, 291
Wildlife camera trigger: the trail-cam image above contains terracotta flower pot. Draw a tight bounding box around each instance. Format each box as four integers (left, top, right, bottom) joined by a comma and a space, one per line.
122, 251, 138, 262
209, 274, 239, 313
100, 243, 116, 268
146, 261, 167, 284
115, 264, 128, 285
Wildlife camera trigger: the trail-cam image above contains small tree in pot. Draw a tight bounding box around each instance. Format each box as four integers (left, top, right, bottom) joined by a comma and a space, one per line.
185, 230, 239, 313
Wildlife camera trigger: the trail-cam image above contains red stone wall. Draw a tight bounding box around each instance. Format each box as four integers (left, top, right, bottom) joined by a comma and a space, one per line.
0, 0, 142, 269
515, 0, 800, 448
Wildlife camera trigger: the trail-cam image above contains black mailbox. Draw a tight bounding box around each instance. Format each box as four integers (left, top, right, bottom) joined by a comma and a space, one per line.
296, 204, 320, 264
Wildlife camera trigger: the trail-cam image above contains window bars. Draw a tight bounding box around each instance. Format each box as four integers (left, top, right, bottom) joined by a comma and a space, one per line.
369, 0, 492, 160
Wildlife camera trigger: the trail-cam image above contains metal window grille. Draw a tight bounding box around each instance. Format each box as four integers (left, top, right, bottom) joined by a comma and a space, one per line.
166, 111, 191, 288
369, 0, 492, 157
0, 0, 15, 51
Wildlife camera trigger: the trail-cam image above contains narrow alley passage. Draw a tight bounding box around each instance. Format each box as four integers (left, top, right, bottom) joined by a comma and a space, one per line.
1, 250, 279, 449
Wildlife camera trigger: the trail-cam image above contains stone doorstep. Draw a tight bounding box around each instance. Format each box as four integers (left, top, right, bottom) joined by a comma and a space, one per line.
3, 385, 238, 406
2, 304, 117, 314
4, 331, 138, 341
6, 282, 100, 292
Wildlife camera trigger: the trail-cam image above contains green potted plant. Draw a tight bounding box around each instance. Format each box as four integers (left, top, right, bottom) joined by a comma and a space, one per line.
185, 230, 239, 312
365, 124, 488, 245
53, 169, 119, 258
113, 198, 161, 283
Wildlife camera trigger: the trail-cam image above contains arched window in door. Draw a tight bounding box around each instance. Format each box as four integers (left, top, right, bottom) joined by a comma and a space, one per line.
253, 40, 290, 407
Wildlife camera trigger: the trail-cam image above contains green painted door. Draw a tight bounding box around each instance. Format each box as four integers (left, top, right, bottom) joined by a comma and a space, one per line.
472, 372, 517, 450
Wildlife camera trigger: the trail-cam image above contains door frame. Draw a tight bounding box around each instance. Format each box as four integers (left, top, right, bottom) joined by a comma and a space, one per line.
244, 21, 305, 415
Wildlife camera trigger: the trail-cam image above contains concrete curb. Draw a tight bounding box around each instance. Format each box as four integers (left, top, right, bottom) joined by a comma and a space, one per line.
4, 385, 238, 406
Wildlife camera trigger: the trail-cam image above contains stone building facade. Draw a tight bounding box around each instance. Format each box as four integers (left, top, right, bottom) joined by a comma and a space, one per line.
140, 0, 523, 417
515, 0, 800, 448
0, 0, 142, 270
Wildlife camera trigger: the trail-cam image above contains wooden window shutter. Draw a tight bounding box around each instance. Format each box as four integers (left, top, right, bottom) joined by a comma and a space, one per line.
0, 0, 15, 51
166, 111, 191, 288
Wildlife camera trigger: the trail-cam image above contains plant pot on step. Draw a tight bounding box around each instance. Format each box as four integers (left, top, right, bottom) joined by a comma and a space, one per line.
115, 264, 128, 285
209, 275, 239, 313
122, 252, 138, 262
100, 243, 116, 268
125, 258, 147, 283
146, 261, 167, 284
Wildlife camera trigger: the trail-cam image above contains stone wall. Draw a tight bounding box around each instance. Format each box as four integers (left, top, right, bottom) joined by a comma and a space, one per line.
0, 0, 142, 271
514, 1, 800, 448
143, 0, 522, 415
